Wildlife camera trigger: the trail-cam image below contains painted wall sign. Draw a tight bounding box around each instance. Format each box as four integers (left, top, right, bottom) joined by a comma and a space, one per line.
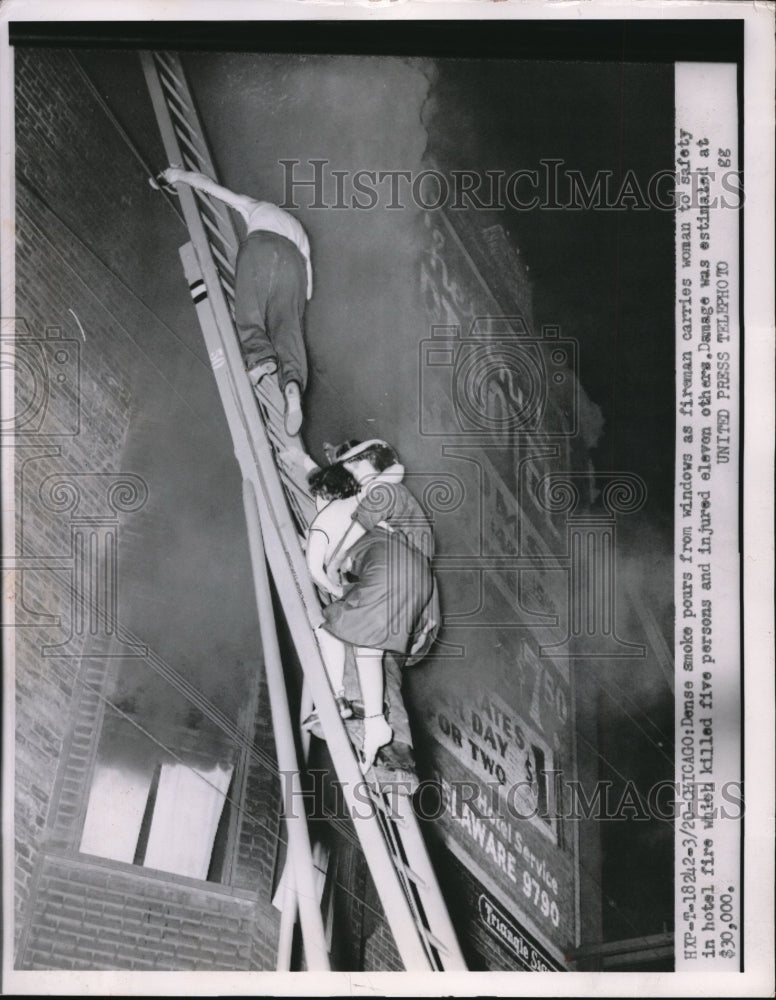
477, 891, 565, 971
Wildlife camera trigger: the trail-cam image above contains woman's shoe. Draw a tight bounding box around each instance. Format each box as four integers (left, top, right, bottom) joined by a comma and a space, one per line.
360, 714, 393, 772
302, 695, 352, 732
335, 694, 353, 720
301, 710, 319, 733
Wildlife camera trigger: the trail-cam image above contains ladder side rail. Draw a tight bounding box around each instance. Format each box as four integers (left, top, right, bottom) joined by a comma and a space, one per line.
183, 216, 464, 969
141, 52, 240, 264
202, 240, 457, 968
368, 791, 458, 968
253, 457, 442, 972
178, 244, 434, 971
394, 793, 468, 970
274, 879, 297, 971
175, 236, 326, 969
141, 60, 334, 649
243, 477, 331, 971
273, 679, 325, 971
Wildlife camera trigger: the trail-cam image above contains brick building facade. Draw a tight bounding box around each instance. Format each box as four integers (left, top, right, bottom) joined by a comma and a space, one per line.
11, 47, 287, 971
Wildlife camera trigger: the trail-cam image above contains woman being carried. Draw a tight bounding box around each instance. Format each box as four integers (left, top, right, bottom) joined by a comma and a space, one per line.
304, 461, 361, 720
304, 444, 405, 720
309, 440, 439, 770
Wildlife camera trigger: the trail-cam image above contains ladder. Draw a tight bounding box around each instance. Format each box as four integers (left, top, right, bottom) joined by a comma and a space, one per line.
141, 50, 466, 972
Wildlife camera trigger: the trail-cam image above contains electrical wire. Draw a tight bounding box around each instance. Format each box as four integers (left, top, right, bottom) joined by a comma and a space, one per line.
597, 671, 674, 748
595, 680, 674, 767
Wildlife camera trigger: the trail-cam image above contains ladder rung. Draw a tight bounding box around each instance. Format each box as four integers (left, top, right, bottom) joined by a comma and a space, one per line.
280, 480, 311, 514
199, 197, 235, 231
392, 860, 427, 891
163, 86, 202, 136
370, 794, 408, 827
169, 118, 210, 166
201, 213, 237, 256
420, 929, 451, 956
165, 88, 200, 133
175, 125, 211, 169
278, 474, 313, 507
265, 427, 289, 455
258, 398, 286, 426
156, 58, 191, 102
211, 242, 236, 276
166, 95, 203, 141
153, 51, 179, 75
258, 386, 283, 411
196, 188, 234, 227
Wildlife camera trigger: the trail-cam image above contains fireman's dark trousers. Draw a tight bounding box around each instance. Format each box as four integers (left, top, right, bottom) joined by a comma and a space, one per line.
234, 231, 308, 392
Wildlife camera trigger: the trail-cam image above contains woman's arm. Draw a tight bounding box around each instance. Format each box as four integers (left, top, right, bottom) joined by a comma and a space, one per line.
324, 469, 405, 578
306, 528, 331, 590
160, 167, 257, 223
306, 528, 344, 598
325, 520, 366, 584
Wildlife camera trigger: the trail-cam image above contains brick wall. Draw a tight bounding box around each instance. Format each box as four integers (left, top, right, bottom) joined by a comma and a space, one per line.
14, 49, 177, 305
361, 913, 403, 972
358, 856, 402, 972
20, 853, 277, 971
15, 656, 283, 971
230, 672, 282, 899
13, 44, 151, 947
12, 46, 282, 970
12, 197, 139, 946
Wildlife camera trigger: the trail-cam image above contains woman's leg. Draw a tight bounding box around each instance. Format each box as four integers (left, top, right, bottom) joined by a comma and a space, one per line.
302, 627, 352, 729
316, 626, 346, 695
355, 645, 393, 769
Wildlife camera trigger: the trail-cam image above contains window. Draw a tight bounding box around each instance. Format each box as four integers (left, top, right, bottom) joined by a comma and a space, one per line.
77, 661, 260, 884
79, 712, 237, 881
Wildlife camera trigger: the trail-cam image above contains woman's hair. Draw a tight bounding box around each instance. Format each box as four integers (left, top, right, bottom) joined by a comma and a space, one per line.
355, 443, 399, 473
307, 463, 359, 501
331, 438, 400, 473
333, 439, 362, 459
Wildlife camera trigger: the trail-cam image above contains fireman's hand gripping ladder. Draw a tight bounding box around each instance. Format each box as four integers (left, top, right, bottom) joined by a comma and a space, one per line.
141, 51, 466, 972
